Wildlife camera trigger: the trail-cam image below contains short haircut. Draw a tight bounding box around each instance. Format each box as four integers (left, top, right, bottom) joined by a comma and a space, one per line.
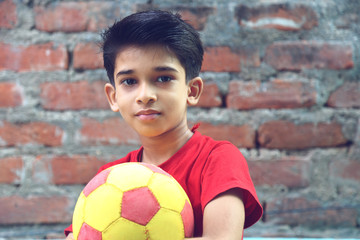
101, 10, 204, 86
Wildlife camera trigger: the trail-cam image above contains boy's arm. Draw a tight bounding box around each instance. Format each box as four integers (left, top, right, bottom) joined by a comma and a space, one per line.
187, 188, 245, 240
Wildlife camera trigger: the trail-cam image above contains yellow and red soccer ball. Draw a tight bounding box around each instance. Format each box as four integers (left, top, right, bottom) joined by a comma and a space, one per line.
72, 162, 194, 240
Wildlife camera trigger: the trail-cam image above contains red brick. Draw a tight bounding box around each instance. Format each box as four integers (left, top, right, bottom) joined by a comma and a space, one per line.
197, 122, 255, 148
32, 155, 106, 184
73, 42, 103, 70
227, 79, 316, 110
264, 41, 354, 71
35, 2, 121, 32
0, 157, 23, 184
0, 0, 17, 29
0, 195, 71, 224
202, 47, 241, 72
258, 120, 348, 149
266, 197, 358, 227
196, 82, 222, 108
0, 42, 68, 72
0, 121, 63, 147
80, 117, 140, 146
0, 82, 22, 107
235, 4, 318, 31
171, 6, 215, 31
35, 3, 87, 32
248, 157, 310, 188
327, 82, 360, 108
330, 159, 360, 182
40, 80, 109, 110
202, 46, 260, 72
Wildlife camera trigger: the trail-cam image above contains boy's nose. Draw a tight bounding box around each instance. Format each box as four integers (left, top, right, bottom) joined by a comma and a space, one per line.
136, 83, 157, 104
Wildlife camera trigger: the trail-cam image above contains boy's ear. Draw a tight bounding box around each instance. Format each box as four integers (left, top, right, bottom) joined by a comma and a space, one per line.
104, 83, 119, 112
187, 77, 203, 106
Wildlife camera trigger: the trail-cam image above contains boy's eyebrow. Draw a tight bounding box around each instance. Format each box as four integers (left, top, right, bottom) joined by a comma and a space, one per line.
153, 66, 179, 73
115, 66, 179, 79
116, 69, 133, 78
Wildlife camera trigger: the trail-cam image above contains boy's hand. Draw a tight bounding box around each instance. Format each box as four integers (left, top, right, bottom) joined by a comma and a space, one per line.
65, 233, 74, 240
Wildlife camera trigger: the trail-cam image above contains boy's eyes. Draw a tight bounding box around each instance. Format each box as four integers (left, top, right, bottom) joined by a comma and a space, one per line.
156, 76, 173, 83
120, 76, 173, 86
121, 78, 137, 86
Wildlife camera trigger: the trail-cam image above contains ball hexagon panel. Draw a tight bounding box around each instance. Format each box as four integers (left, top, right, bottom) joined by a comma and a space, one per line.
85, 184, 123, 231
107, 163, 153, 191
147, 208, 184, 240
121, 186, 160, 225
103, 217, 147, 240
149, 172, 186, 212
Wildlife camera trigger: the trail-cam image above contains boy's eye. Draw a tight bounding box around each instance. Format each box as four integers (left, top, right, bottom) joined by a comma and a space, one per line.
156, 76, 172, 83
121, 78, 137, 86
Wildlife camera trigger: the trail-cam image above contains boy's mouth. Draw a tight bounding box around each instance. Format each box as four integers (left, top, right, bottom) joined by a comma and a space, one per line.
135, 109, 161, 120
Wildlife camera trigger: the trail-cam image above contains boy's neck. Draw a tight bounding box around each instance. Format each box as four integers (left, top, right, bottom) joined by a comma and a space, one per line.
139, 122, 193, 166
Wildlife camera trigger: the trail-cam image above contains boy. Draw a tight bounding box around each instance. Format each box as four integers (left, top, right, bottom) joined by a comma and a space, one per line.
65, 10, 262, 239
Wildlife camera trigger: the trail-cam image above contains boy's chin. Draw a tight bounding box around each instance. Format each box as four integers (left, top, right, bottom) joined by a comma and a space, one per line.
134, 121, 187, 139
136, 128, 166, 138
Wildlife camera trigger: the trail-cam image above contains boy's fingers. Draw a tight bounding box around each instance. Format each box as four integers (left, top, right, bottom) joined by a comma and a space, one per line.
65, 233, 74, 240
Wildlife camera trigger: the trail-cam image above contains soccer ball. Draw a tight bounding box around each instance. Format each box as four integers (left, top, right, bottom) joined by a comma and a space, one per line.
72, 162, 194, 240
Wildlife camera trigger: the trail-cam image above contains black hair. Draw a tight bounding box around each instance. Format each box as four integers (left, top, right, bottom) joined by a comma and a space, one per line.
101, 10, 204, 86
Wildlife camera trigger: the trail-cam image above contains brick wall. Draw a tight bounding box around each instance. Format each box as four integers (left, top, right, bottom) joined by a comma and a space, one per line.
1, 0, 359, 238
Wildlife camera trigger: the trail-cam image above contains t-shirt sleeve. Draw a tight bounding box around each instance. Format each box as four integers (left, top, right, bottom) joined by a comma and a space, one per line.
200, 143, 263, 228
64, 225, 73, 236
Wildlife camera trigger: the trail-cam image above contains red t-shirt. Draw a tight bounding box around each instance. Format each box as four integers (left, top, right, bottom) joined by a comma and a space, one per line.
65, 130, 262, 237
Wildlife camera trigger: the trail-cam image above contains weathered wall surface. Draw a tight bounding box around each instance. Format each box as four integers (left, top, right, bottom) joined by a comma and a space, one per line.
0, 0, 359, 238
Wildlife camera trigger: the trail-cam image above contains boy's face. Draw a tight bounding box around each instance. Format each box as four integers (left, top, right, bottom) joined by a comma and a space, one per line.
104, 45, 201, 138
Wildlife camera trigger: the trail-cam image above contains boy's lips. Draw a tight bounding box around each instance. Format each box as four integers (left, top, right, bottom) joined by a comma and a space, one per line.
135, 109, 161, 120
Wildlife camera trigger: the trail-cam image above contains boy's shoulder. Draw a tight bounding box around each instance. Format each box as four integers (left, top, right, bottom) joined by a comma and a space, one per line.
191, 124, 238, 150
179, 130, 244, 165
195, 130, 240, 152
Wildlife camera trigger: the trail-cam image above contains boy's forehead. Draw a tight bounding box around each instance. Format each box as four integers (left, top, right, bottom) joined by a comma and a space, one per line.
114, 45, 185, 70
113, 44, 187, 81
116, 44, 174, 59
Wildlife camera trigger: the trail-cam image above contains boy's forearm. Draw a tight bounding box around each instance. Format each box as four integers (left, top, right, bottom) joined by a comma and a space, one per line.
195, 189, 245, 240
